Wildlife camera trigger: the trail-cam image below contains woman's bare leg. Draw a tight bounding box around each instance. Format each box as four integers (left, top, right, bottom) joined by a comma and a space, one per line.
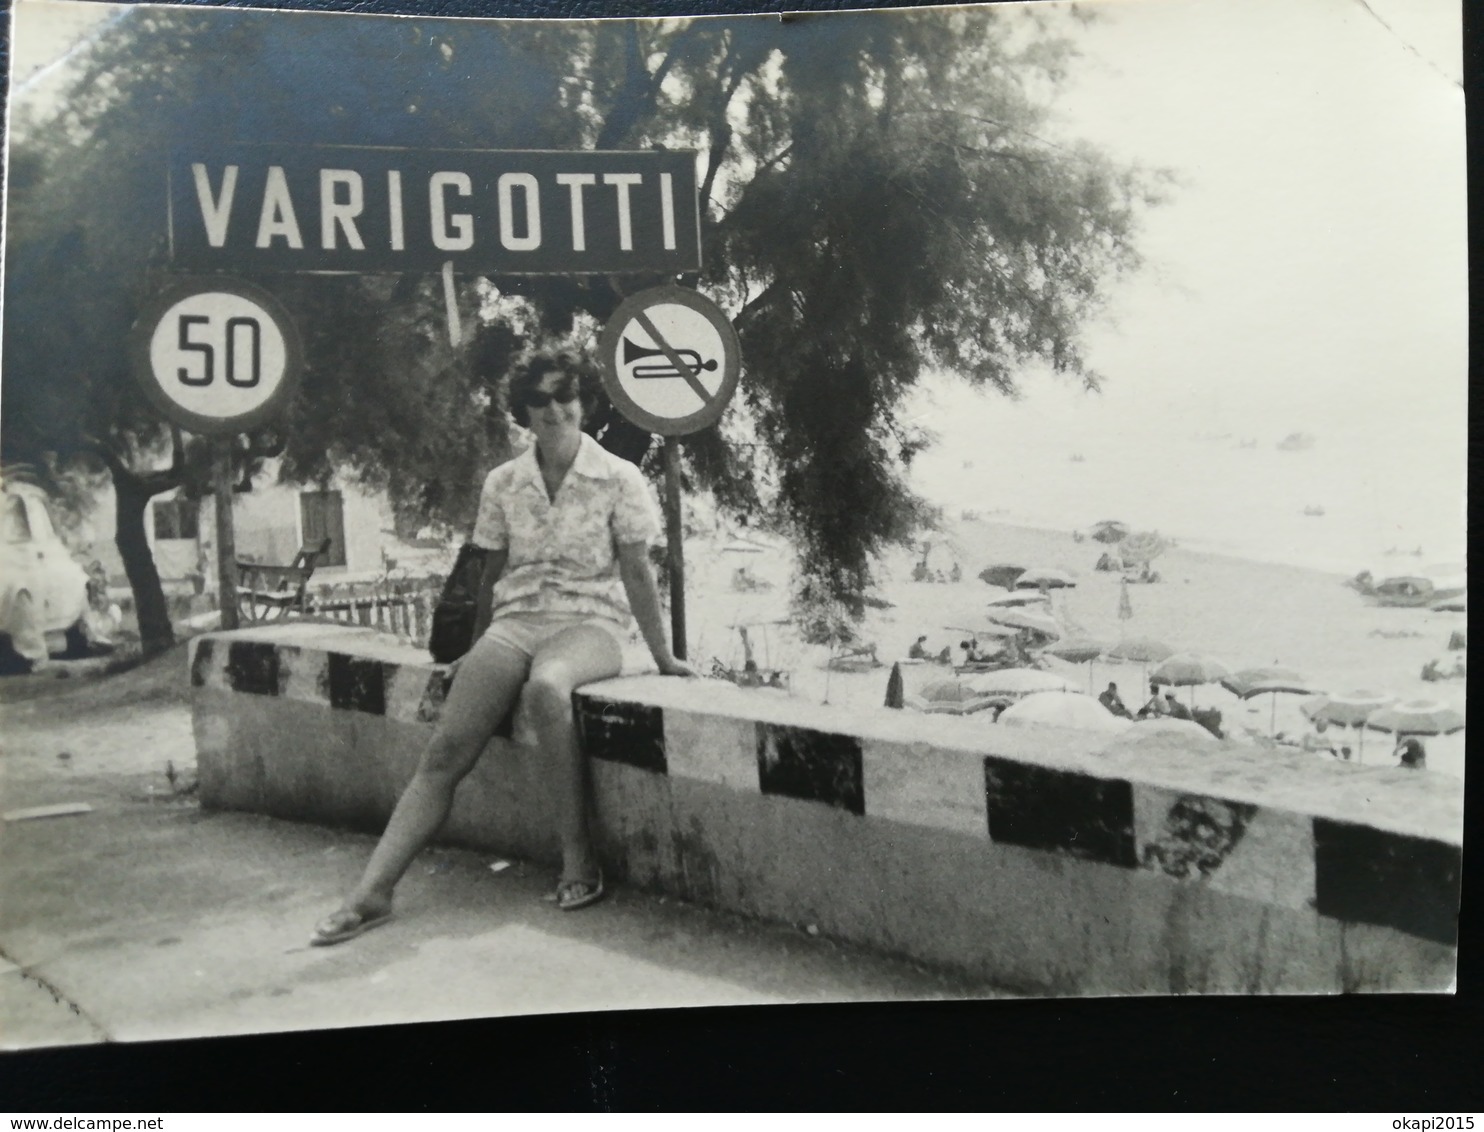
336, 635, 530, 918
523, 624, 623, 887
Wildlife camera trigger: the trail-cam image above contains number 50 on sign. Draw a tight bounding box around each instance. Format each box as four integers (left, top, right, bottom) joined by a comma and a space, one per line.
131, 277, 303, 435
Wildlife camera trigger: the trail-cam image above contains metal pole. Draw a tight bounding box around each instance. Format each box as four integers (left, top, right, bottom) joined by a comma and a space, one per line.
214, 437, 240, 631
663, 435, 686, 660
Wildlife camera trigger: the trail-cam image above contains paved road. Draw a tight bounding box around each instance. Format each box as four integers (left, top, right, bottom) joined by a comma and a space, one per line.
0, 659, 1000, 1049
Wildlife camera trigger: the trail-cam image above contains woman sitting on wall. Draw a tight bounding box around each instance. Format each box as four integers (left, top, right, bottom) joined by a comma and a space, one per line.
312, 351, 697, 945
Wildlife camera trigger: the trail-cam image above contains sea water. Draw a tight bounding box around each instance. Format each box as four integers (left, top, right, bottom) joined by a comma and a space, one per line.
906, 375, 1467, 579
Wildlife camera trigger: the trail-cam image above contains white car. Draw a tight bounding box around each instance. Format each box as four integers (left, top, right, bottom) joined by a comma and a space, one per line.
1, 480, 93, 665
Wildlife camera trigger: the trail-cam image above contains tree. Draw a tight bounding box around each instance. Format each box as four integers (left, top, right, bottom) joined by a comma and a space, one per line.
3, 6, 1162, 640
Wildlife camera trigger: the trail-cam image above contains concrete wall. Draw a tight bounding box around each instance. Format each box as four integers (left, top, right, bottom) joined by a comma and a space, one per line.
190, 625, 1461, 996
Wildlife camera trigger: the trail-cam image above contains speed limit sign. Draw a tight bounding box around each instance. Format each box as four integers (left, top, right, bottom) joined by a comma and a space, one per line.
130, 276, 303, 435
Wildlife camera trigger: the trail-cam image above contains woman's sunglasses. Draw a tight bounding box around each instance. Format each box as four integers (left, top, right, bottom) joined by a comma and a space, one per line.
521, 379, 580, 409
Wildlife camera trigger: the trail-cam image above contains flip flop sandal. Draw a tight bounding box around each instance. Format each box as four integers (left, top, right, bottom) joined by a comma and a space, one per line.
554, 872, 605, 912
310, 907, 394, 947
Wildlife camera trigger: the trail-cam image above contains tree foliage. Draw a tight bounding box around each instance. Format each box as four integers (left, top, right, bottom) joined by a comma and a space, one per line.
3, 6, 1163, 633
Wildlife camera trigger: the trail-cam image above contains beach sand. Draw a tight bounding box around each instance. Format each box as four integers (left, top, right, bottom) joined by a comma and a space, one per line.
652, 519, 1466, 781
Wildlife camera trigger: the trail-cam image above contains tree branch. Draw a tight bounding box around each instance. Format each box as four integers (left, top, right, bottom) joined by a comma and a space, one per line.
735, 278, 789, 328
698, 54, 753, 214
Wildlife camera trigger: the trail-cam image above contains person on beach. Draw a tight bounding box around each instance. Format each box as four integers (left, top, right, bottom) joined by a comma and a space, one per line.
1098, 682, 1131, 719
1137, 683, 1168, 719
311, 352, 697, 946
908, 635, 931, 659
1395, 737, 1427, 770
1164, 692, 1194, 722
1301, 719, 1337, 757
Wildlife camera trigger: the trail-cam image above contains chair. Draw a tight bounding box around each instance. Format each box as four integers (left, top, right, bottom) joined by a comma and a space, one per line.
237, 538, 332, 623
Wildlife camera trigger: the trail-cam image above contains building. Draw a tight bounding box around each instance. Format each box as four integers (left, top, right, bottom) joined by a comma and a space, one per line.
77, 460, 454, 596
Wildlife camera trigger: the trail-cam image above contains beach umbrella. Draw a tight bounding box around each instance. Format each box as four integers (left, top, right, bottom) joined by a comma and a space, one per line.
1364, 700, 1464, 738
1302, 691, 1394, 728
1104, 634, 1174, 690
1047, 637, 1105, 665
913, 679, 1009, 716
1089, 520, 1129, 544
978, 565, 1026, 589
1302, 690, 1394, 761
1047, 636, 1106, 693
1106, 636, 1174, 664
1015, 566, 1076, 590
999, 691, 1132, 735
985, 592, 1050, 608
967, 624, 1019, 639
1220, 666, 1323, 736
1119, 530, 1171, 564
961, 668, 1075, 698
1219, 666, 1310, 697
884, 663, 905, 709
985, 607, 1062, 639
1152, 653, 1231, 687
920, 677, 975, 702
1150, 652, 1231, 708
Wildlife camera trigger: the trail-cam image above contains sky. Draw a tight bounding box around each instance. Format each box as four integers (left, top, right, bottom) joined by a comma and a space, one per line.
1027, 0, 1466, 442
5, 0, 1469, 563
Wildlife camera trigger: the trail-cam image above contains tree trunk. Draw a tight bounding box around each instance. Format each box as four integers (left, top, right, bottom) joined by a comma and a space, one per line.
112, 469, 176, 654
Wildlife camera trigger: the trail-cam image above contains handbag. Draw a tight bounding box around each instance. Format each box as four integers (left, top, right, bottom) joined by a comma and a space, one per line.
428, 543, 489, 664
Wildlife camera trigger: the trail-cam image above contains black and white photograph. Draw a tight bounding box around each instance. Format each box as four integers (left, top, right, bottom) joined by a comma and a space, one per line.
0, 0, 1466, 1056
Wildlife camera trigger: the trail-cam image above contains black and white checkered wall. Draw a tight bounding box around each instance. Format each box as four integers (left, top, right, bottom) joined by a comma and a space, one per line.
192, 634, 1460, 950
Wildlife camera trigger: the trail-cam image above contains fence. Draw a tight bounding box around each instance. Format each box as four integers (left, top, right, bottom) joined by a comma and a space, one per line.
299, 575, 444, 649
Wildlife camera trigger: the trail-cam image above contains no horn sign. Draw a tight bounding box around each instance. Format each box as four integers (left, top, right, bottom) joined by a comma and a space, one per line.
598, 286, 740, 437
170, 144, 701, 275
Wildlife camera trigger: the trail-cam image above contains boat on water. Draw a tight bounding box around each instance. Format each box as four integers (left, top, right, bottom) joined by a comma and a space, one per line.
1302, 505, 1326, 517
1371, 574, 1466, 608
1277, 432, 1316, 452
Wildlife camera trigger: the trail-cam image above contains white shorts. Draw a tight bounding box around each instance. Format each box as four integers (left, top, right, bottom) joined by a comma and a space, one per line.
482, 611, 628, 661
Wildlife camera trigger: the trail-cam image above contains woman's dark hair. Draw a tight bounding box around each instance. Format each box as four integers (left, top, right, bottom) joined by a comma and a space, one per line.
507, 351, 601, 428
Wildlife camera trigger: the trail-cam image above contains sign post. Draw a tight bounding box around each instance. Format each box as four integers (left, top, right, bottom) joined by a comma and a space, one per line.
599, 285, 741, 661
662, 438, 687, 658
130, 276, 304, 631
212, 440, 240, 629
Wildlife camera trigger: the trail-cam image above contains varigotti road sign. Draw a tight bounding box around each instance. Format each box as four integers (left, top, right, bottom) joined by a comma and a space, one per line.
130, 277, 303, 435
169, 145, 701, 276
598, 286, 740, 437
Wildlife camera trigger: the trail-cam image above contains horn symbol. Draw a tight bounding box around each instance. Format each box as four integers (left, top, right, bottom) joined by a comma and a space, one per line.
622, 337, 719, 379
